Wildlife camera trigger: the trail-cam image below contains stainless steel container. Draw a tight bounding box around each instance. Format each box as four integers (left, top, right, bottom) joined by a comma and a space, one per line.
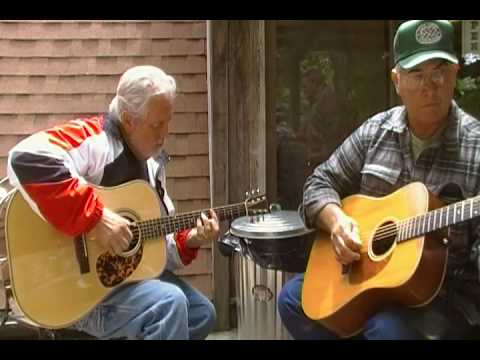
234, 254, 294, 340
222, 210, 315, 340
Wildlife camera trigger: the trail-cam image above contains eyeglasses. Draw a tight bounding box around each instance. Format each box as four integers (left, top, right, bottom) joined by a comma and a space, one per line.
400, 64, 452, 91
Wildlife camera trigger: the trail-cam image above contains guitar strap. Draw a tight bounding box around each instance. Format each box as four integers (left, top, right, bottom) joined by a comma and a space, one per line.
154, 169, 169, 217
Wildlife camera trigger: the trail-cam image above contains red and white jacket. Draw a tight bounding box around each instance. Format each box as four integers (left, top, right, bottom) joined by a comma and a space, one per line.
7, 113, 198, 269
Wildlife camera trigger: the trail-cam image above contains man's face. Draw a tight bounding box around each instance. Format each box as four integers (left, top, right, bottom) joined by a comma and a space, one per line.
124, 94, 173, 160
392, 59, 459, 127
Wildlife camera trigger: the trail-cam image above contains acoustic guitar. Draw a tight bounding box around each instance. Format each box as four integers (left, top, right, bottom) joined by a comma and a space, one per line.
301, 182, 476, 338
4, 179, 268, 329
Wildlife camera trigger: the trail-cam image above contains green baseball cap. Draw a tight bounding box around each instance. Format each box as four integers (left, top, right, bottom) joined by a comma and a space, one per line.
394, 20, 458, 69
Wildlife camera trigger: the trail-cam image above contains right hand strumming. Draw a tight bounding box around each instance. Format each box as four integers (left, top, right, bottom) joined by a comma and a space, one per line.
317, 203, 362, 266
87, 207, 132, 256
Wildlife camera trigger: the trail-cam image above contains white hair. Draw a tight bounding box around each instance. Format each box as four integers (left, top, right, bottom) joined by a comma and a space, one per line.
109, 65, 176, 122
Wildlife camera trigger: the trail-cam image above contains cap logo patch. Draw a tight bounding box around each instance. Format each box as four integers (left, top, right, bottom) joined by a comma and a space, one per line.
415, 22, 442, 44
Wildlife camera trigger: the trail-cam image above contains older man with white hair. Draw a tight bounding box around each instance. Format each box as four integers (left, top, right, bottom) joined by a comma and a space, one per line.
7, 65, 218, 340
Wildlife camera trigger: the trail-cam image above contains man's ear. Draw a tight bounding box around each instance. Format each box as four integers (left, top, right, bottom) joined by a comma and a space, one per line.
121, 111, 136, 133
452, 63, 460, 77
391, 69, 400, 95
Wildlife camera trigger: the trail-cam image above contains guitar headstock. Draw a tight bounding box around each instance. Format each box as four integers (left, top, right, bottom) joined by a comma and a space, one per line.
244, 189, 269, 216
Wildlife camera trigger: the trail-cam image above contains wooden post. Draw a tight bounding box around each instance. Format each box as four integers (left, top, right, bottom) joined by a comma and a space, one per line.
207, 20, 231, 331
227, 20, 267, 198
208, 20, 269, 331
265, 21, 277, 207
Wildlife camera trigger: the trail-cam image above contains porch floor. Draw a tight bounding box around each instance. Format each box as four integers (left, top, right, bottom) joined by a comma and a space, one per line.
206, 328, 238, 340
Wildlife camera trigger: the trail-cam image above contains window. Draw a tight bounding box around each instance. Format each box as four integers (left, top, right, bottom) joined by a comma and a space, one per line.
274, 21, 392, 210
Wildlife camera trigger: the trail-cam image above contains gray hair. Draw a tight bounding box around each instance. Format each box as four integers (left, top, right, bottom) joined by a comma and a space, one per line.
109, 65, 176, 122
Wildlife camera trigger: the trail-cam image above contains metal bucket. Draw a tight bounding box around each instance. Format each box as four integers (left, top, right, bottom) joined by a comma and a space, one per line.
220, 209, 314, 340
234, 252, 295, 340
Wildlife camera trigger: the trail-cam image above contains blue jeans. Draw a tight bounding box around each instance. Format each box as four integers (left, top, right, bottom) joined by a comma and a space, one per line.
71, 270, 216, 340
278, 273, 472, 340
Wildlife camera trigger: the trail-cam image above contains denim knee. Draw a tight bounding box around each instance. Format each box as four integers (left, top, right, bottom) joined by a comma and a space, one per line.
193, 300, 217, 340
143, 283, 190, 339
277, 284, 290, 320
203, 300, 217, 331
364, 308, 421, 340
163, 284, 189, 312
278, 276, 301, 320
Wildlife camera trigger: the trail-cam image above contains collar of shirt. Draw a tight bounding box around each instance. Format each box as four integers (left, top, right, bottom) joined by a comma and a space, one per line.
380, 101, 461, 150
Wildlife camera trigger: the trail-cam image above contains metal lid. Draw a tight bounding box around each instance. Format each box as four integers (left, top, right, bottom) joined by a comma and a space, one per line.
230, 210, 314, 239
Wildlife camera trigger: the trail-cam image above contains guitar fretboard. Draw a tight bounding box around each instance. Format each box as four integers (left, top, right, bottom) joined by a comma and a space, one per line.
396, 196, 480, 242
133, 203, 248, 240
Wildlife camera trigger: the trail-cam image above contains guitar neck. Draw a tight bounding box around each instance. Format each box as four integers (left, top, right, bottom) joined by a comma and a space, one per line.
134, 203, 247, 239
397, 196, 480, 242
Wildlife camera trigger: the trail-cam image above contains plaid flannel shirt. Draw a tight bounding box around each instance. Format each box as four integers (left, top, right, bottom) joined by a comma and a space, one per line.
301, 101, 480, 265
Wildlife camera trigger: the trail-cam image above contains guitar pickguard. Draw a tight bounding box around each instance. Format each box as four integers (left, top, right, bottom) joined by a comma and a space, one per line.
96, 246, 143, 287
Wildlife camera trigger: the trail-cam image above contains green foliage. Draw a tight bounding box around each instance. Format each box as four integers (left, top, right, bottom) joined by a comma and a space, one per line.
455, 52, 480, 118
456, 76, 480, 118
299, 51, 334, 91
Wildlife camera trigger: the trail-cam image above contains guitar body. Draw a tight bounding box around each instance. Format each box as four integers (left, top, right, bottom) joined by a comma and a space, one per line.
302, 182, 448, 338
5, 180, 166, 329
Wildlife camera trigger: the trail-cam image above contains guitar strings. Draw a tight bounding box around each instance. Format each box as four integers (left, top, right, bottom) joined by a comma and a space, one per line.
135, 206, 245, 227
364, 205, 475, 240
128, 196, 480, 244
358, 200, 480, 243
128, 205, 249, 239
127, 195, 266, 240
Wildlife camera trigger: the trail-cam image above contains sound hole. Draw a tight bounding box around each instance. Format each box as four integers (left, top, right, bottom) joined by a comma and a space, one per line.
371, 221, 397, 256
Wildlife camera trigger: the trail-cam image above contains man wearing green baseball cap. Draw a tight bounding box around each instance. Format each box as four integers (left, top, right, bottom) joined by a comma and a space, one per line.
394, 20, 458, 69
390, 20, 460, 146
279, 20, 480, 340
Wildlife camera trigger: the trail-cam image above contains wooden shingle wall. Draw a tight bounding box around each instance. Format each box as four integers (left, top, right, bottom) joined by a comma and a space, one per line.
0, 20, 212, 298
